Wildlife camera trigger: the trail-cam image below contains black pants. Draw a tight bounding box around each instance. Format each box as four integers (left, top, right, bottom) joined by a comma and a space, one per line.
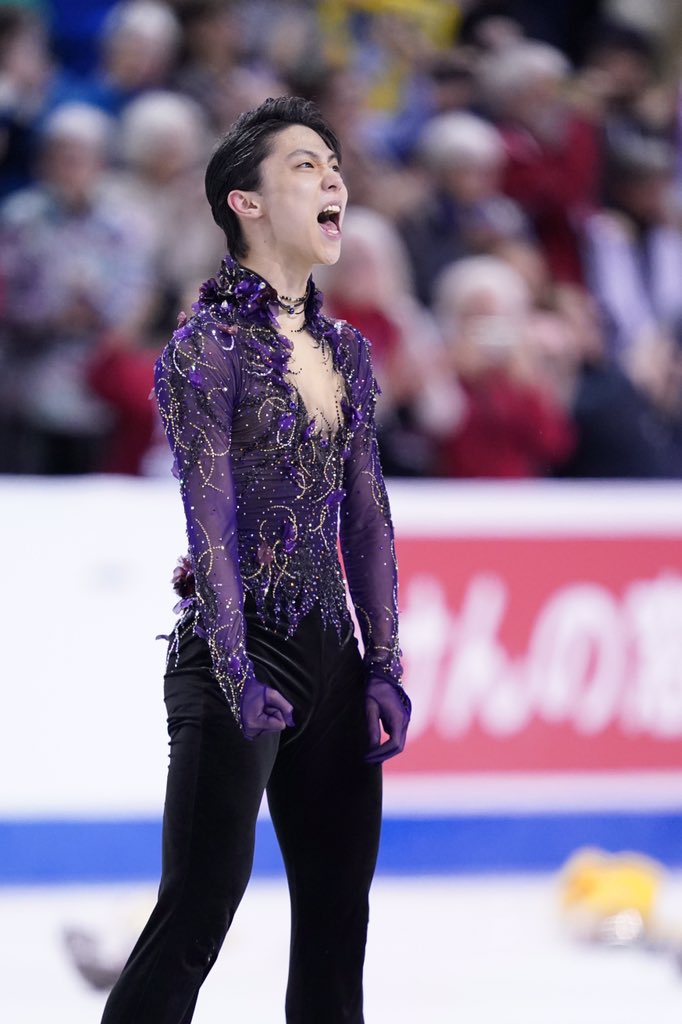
100, 602, 382, 1024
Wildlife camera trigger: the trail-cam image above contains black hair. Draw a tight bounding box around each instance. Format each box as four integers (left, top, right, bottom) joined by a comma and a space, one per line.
205, 95, 341, 258
587, 20, 656, 66
606, 136, 673, 189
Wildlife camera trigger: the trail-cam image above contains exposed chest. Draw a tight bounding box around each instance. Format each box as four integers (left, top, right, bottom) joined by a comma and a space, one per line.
230, 321, 351, 455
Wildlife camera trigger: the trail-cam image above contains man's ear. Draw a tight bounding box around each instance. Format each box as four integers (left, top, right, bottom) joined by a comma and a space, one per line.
227, 189, 263, 221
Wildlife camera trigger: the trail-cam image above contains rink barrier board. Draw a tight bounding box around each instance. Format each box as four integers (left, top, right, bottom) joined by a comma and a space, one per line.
4, 479, 682, 880
2, 813, 682, 884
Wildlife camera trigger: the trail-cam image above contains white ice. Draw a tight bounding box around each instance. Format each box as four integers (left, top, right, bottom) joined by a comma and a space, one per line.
2, 874, 682, 1024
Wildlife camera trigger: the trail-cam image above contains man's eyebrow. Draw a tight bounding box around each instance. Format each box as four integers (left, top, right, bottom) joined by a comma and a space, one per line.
287, 148, 340, 163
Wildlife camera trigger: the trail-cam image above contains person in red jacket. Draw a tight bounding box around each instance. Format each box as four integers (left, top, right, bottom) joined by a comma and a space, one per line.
433, 255, 575, 478
481, 41, 601, 284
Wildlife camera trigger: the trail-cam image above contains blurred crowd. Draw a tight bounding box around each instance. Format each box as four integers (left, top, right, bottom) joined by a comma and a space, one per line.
3, 0, 682, 478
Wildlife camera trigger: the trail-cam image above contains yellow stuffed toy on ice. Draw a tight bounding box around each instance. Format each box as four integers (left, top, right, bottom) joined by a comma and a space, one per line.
559, 848, 663, 945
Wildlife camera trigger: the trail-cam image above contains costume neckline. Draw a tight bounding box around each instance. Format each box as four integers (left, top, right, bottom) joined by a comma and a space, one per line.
193, 254, 355, 435
197, 253, 323, 326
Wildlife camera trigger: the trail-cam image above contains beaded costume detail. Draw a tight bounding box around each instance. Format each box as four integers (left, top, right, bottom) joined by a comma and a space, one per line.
154, 255, 402, 722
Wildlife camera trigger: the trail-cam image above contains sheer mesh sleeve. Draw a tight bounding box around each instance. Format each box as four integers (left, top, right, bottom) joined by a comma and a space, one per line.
339, 326, 403, 690
154, 319, 257, 721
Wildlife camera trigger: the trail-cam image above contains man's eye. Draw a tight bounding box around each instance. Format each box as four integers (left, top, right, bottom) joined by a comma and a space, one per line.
298, 161, 314, 168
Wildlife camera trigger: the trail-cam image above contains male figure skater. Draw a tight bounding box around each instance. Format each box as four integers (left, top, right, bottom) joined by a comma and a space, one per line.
101, 95, 410, 1024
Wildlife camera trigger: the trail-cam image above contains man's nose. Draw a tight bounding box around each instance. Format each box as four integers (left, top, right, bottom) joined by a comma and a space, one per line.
323, 167, 343, 190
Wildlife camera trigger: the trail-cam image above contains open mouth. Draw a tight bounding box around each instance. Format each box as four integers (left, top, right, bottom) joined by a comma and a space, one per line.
317, 204, 342, 236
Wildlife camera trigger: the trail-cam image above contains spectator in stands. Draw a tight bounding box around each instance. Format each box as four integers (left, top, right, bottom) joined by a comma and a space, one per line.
0, 102, 154, 473
173, 0, 240, 125
576, 21, 671, 155
117, 90, 224, 325
433, 255, 575, 478
0, 0, 678, 481
84, 0, 181, 116
173, 0, 283, 132
492, 236, 554, 310
496, 233, 682, 479
400, 111, 527, 305
425, 48, 478, 117
555, 286, 682, 478
380, 48, 478, 164
0, 5, 84, 197
458, 0, 602, 66
481, 41, 601, 284
458, 7, 525, 56
583, 137, 682, 402
318, 205, 448, 475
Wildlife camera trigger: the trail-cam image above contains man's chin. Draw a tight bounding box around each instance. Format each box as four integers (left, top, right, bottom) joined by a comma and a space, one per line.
314, 242, 342, 266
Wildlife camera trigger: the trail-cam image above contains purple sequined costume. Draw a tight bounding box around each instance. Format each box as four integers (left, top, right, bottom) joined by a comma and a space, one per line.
154, 254, 403, 723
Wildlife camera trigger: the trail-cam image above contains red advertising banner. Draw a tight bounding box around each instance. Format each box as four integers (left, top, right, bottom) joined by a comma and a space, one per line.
387, 485, 682, 776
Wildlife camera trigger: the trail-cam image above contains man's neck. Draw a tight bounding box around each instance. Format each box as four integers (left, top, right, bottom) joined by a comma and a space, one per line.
240, 251, 311, 301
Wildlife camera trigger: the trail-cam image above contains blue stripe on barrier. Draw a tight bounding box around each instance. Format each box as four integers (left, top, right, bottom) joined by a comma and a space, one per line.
1, 813, 681, 884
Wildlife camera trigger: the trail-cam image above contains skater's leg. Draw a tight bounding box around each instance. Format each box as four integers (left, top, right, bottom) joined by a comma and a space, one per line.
101, 624, 279, 1024
267, 620, 382, 1024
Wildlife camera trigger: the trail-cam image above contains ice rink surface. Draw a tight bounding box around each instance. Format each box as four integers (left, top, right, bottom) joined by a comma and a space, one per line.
3, 874, 682, 1024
